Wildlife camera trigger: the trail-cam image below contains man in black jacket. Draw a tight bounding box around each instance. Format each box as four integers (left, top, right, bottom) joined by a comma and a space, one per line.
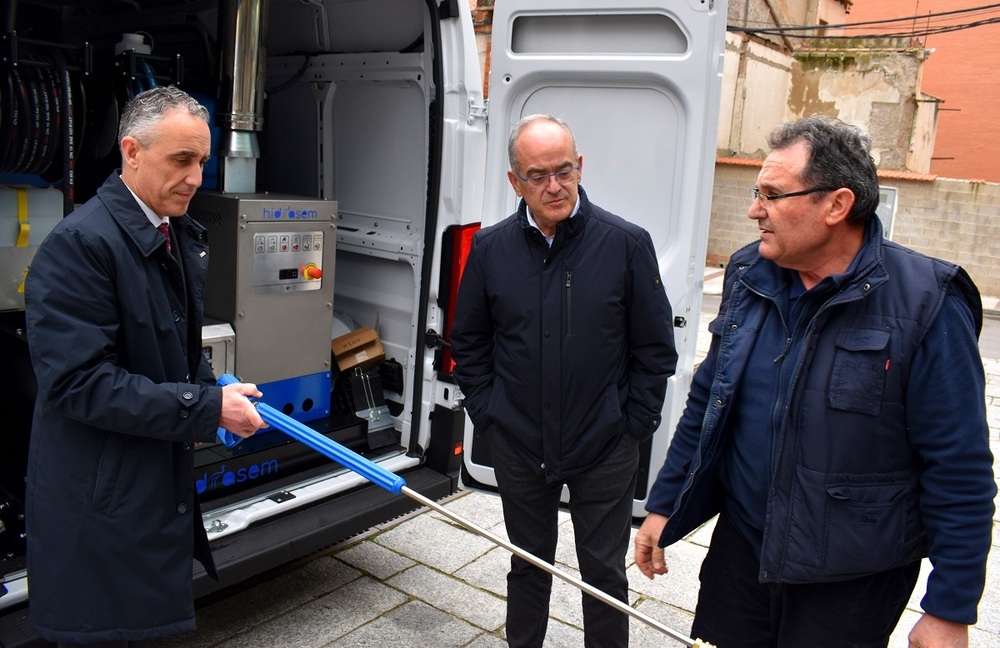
450, 114, 677, 647
24, 86, 267, 646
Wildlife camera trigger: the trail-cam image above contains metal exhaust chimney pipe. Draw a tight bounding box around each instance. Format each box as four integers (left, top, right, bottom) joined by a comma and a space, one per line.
217, 0, 269, 193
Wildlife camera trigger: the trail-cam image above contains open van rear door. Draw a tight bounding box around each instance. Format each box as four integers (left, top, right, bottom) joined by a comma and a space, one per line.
462, 0, 729, 516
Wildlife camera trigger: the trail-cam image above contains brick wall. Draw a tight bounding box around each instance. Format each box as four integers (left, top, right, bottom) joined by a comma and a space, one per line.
707, 162, 1000, 298
706, 164, 758, 267
469, 0, 493, 31
469, 0, 493, 98
889, 179, 1000, 298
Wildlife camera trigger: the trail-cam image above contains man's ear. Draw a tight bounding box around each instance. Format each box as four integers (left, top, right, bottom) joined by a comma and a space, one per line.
507, 170, 522, 197
120, 136, 140, 169
825, 187, 856, 226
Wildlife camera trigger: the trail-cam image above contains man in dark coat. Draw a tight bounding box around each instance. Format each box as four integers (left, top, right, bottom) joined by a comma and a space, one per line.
450, 114, 677, 647
24, 86, 267, 646
635, 116, 995, 647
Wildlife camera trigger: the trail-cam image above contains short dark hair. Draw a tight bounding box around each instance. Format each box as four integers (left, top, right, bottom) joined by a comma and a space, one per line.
117, 86, 210, 149
768, 115, 880, 225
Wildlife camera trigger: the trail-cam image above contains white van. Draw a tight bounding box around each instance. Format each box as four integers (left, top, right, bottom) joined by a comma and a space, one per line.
0, 1, 727, 643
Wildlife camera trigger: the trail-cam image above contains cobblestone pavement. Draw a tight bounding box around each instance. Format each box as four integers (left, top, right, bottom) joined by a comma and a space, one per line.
151, 270, 1000, 648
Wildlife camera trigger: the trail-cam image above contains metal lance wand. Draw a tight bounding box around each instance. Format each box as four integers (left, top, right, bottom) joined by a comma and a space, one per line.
217, 374, 715, 648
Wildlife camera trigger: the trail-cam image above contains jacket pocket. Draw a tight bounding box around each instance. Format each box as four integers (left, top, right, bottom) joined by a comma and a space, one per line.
484, 374, 507, 426
484, 376, 536, 445
625, 402, 653, 441
822, 479, 908, 576
828, 328, 890, 416
564, 383, 625, 466
91, 432, 124, 514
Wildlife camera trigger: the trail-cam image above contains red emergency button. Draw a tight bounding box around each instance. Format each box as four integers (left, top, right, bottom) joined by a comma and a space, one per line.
304, 264, 323, 280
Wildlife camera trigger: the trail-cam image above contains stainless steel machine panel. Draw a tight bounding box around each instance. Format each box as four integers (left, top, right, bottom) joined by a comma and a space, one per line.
188, 192, 336, 386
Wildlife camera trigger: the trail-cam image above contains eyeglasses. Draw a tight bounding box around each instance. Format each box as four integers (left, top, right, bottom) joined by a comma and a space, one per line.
515, 167, 580, 190
750, 186, 837, 203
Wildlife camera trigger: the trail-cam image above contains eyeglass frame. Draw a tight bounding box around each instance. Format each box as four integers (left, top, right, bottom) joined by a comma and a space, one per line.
513, 166, 581, 190
750, 186, 838, 203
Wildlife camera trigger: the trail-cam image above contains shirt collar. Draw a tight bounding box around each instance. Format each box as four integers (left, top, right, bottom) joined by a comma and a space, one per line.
120, 176, 169, 228
525, 197, 581, 247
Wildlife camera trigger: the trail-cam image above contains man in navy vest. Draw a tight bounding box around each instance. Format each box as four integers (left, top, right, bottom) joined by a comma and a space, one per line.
636, 115, 995, 647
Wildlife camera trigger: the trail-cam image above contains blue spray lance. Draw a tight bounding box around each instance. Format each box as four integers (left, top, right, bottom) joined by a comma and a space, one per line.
215, 373, 714, 648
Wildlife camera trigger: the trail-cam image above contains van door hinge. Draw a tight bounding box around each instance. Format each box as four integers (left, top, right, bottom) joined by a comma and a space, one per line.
468, 98, 488, 124
438, 0, 460, 19
425, 329, 450, 349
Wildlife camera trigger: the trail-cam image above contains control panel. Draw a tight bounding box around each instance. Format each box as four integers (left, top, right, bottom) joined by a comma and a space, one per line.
252, 230, 325, 294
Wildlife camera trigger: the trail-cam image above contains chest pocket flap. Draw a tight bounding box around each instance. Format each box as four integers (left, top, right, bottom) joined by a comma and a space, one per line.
829, 328, 891, 416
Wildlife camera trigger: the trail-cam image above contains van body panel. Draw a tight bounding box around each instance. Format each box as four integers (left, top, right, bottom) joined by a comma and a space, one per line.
261, 1, 486, 463
0, 1, 486, 636
0, 0, 723, 638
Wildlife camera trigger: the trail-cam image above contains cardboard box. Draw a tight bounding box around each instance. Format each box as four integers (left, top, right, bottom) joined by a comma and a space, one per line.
331, 327, 385, 372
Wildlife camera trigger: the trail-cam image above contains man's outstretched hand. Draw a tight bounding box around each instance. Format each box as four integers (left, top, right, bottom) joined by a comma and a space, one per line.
635, 512, 670, 579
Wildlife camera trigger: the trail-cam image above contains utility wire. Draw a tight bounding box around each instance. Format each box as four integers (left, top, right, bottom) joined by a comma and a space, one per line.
731, 2, 1000, 39
739, 2, 1000, 32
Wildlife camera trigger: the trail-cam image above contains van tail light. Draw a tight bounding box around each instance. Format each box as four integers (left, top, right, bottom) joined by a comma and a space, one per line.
439, 223, 480, 375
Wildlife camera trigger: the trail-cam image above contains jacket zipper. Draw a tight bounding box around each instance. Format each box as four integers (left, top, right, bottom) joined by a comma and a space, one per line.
565, 270, 573, 336
763, 287, 845, 565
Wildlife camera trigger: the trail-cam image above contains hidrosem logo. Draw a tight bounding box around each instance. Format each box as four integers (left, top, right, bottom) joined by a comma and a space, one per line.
262, 206, 320, 220
196, 460, 279, 494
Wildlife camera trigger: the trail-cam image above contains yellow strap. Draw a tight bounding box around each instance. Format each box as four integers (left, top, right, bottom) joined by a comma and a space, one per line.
16, 188, 30, 247
17, 266, 28, 294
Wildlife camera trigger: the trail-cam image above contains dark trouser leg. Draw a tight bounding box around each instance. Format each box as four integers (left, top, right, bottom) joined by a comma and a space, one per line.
690, 513, 773, 647
692, 512, 921, 648
58, 642, 149, 648
489, 430, 563, 648
565, 432, 639, 648
774, 559, 919, 647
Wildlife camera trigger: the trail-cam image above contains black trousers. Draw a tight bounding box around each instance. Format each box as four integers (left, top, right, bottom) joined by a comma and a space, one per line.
692, 512, 921, 648
489, 430, 639, 648
58, 642, 150, 648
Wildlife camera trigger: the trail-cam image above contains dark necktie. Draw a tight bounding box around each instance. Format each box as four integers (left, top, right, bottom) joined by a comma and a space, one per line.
157, 222, 171, 255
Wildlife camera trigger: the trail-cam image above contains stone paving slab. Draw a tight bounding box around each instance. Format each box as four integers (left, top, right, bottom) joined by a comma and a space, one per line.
336, 539, 416, 581
374, 512, 496, 574
387, 564, 506, 631
214, 578, 408, 648
455, 546, 510, 598
326, 600, 483, 647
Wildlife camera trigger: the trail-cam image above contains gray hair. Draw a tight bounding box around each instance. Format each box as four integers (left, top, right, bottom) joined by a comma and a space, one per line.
507, 114, 578, 173
767, 115, 880, 225
118, 86, 210, 148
